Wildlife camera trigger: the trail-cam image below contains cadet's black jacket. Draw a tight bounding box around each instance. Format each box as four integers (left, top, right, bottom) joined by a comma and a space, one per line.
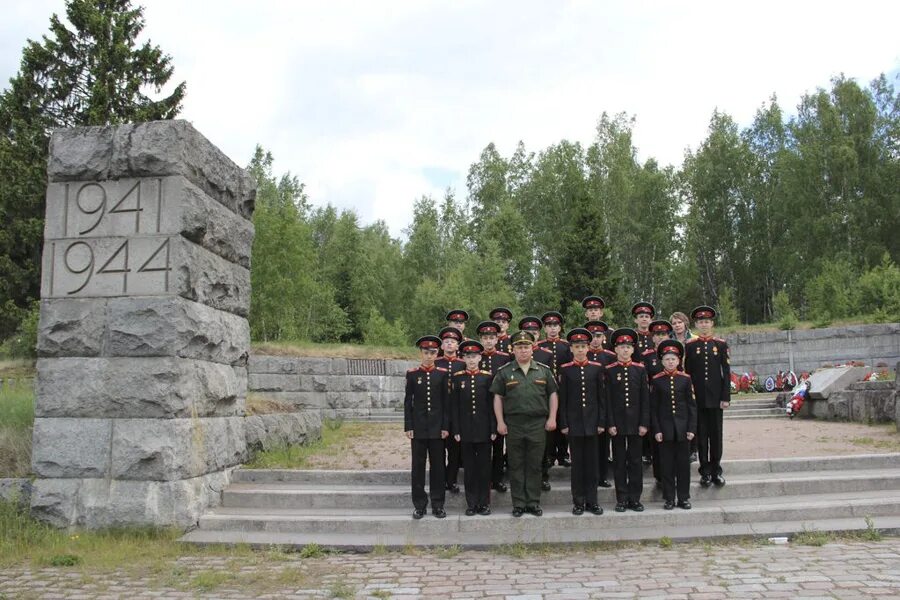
450, 369, 497, 443
605, 361, 650, 435
683, 336, 731, 408
497, 334, 511, 354
537, 338, 573, 381
557, 360, 607, 436
531, 345, 554, 369
650, 370, 697, 441
435, 356, 466, 376
641, 348, 664, 380
480, 350, 512, 375
404, 365, 450, 438
588, 348, 617, 367
635, 331, 654, 356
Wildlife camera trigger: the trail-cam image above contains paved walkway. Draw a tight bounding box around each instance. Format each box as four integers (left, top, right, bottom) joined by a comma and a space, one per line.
2, 538, 899, 599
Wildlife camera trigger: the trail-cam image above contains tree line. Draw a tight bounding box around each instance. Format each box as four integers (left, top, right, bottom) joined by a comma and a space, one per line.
1, 1, 899, 355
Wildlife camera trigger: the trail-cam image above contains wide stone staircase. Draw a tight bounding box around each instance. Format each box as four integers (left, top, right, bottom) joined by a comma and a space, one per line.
181, 453, 900, 549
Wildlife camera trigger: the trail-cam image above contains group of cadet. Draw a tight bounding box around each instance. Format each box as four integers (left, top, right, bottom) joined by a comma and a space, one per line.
403, 297, 731, 520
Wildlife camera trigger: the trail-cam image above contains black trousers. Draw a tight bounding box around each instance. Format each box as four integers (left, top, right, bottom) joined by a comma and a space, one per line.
612, 434, 643, 503
462, 441, 491, 509
543, 430, 568, 470
659, 439, 691, 502
491, 434, 505, 485
445, 437, 460, 486
569, 435, 599, 506
598, 431, 611, 482
697, 407, 724, 477
411, 438, 445, 510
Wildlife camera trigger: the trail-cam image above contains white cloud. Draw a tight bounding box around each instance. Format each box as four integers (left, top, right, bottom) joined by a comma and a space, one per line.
2, 0, 898, 237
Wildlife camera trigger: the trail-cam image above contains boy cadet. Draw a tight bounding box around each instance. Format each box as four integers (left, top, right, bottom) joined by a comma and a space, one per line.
582, 295, 606, 321
446, 309, 470, 339
558, 328, 606, 516
606, 328, 650, 512
539, 311, 573, 470
436, 327, 466, 494
641, 320, 673, 475
451, 340, 497, 515
651, 339, 697, 510
477, 320, 512, 492
490, 307, 514, 353
518, 315, 556, 490
586, 320, 615, 487
405, 335, 450, 519
684, 306, 731, 487
631, 302, 656, 356
491, 331, 559, 517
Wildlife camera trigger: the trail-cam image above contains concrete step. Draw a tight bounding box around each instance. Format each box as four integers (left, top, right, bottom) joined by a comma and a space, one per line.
220, 468, 900, 510
193, 490, 900, 538
725, 408, 786, 419
726, 401, 779, 409
231, 453, 900, 485
180, 514, 900, 550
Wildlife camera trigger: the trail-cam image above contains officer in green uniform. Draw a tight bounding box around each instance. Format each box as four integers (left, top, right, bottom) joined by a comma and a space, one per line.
491, 331, 559, 517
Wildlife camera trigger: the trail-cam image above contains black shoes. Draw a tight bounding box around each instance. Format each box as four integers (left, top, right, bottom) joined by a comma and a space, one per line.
699, 474, 712, 487
465, 507, 476, 516
541, 480, 551, 491
478, 505, 491, 516
572, 504, 585, 515
412, 508, 426, 520
491, 482, 508, 493
512, 507, 524, 517
558, 458, 572, 468
689, 452, 698, 463
615, 502, 627, 512
446, 483, 460, 494
433, 507, 447, 519
678, 500, 692, 510
712, 475, 726, 487
629, 500, 644, 512
598, 480, 612, 488
587, 504, 603, 515
663, 500, 675, 510
525, 505, 543, 516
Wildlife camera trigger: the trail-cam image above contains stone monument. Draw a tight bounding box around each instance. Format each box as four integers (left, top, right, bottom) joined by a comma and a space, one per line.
31, 120, 255, 528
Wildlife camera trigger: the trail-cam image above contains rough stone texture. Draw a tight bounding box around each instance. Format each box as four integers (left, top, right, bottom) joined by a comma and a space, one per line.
38, 296, 249, 364
31, 418, 112, 478
111, 417, 247, 480
35, 357, 244, 418
30, 470, 232, 528
244, 412, 322, 452
0, 478, 32, 506
807, 366, 869, 400
48, 121, 255, 219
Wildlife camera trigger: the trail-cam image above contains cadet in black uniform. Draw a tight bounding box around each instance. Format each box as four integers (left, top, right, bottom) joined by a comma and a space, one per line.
586, 320, 615, 488
641, 320, 672, 478
582, 296, 606, 323
436, 326, 465, 494
490, 307, 514, 353
651, 339, 697, 510
606, 328, 650, 512
539, 311, 573, 471
631, 302, 655, 356
558, 328, 606, 515
451, 340, 497, 516
405, 336, 450, 519
477, 320, 512, 492
446, 309, 470, 339
684, 306, 731, 487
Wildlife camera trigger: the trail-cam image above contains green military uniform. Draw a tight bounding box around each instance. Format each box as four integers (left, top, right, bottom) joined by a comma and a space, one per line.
490, 332, 558, 513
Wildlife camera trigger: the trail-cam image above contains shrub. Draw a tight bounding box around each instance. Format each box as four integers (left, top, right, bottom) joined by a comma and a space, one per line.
856, 253, 900, 322
773, 291, 797, 330
0, 301, 39, 359
804, 258, 859, 323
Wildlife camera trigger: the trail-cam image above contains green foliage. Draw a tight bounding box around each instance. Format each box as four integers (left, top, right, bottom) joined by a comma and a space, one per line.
0, 301, 39, 359
0, 0, 184, 339
0, 385, 34, 477
773, 291, 797, 330
363, 309, 410, 347
856, 253, 900, 322
804, 258, 860, 323
716, 287, 739, 327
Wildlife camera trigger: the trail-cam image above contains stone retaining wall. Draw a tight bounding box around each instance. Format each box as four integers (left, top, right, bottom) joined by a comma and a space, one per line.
781, 373, 900, 428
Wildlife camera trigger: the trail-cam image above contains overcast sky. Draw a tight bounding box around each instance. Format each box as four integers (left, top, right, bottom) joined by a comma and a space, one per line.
2, 1, 898, 237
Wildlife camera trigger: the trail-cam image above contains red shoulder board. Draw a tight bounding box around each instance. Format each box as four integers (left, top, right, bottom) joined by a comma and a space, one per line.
685, 338, 701, 344
587, 361, 602, 367
605, 349, 616, 356
436, 367, 449, 372
560, 361, 576, 368
606, 362, 620, 369
453, 370, 467, 376
407, 367, 420, 373
631, 362, 645, 368
642, 348, 655, 356
714, 337, 727, 343
497, 351, 510, 356
676, 372, 692, 379
652, 371, 669, 380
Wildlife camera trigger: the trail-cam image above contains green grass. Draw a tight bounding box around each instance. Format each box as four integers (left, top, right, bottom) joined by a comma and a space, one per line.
0, 359, 36, 379
0, 386, 34, 477
246, 418, 368, 469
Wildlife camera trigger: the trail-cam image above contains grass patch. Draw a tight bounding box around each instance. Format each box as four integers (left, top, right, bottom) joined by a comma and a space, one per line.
246, 419, 381, 469
658, 536, 673, 549
0, 386, 34, 477
0, 359, 35, 379
298, 542, 327, 558
252, 341, 416, 360
792, 529, 833, 546
246, 393, 296, 415
849, 432, 900, 452
435, 544, 461, 558
327, 581, 356, 599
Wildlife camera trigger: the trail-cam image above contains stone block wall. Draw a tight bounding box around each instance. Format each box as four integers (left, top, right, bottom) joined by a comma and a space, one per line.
31, 120, 255, 528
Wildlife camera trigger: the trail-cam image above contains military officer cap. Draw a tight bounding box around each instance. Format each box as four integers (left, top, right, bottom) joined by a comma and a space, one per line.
691, 305, 717, 321
611, 327, 639, 346
541, 311, 564, 325
476, 320, 501, 335
459, 340, 485, 355
518, 316, 543, 331
649, 320, 674, 335
584, 320, 609, 333
489, 307, 513, 321
510, 330, 534, 346
656, 339, 684, 359
582, 295, 606, 309
631, 301, 655, 317
438, 326, 463, 342
446, 309, 469, 322
416, 335, 441, 350
566, 327, 592, 344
